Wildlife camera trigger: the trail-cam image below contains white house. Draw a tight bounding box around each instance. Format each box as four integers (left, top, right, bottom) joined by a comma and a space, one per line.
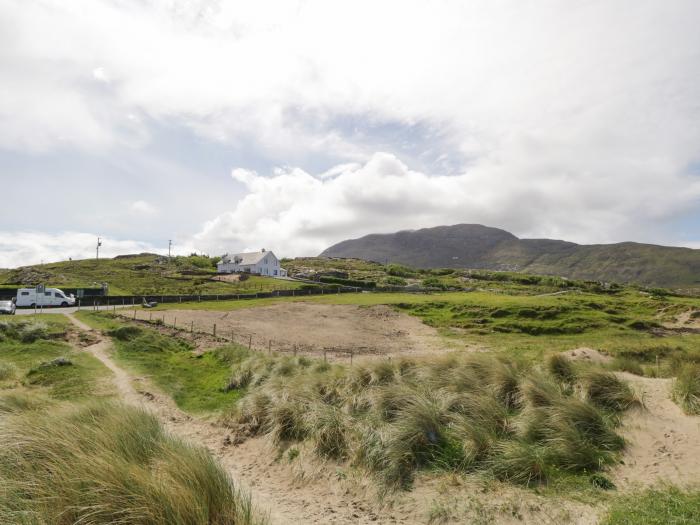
216, 249, 287, 277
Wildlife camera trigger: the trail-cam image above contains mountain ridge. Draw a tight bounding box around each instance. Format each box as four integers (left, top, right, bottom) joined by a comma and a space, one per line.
320, 224, 700, 288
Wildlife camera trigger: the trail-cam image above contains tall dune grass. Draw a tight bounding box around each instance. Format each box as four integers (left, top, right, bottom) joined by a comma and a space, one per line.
0, 400, 264, 525
672, 364, 700, 415
224, 352, 633, 489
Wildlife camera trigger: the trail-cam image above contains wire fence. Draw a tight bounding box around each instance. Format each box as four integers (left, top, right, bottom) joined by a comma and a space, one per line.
114, 307, 382, 365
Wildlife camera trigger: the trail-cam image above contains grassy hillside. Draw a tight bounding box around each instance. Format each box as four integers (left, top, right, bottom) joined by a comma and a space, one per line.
320, 224, 700, 289
0, 253, 302, 296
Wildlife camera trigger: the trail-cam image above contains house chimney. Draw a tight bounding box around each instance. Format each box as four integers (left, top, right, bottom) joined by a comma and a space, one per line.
261, 248, 266, 252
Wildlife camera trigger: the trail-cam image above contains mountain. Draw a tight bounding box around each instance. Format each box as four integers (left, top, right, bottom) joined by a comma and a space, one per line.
320, 224, 700, 288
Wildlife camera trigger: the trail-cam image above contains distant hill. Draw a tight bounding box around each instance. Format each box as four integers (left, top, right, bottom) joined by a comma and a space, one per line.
320, 224, 700, 288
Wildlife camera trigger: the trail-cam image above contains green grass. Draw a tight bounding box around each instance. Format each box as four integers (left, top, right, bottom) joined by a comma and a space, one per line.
79, 315, 246, 413
0, 400, 264, 525
0, 318, 113, 400
603, 486, 700, 525
0, 253, 302, 296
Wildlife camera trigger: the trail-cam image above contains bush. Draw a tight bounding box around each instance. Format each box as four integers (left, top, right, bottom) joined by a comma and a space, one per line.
108, 325, 143, 341
386, 264, 416, 278
384, 276, 407, 286
672, 364, 700, 415
0, 402, 263, 525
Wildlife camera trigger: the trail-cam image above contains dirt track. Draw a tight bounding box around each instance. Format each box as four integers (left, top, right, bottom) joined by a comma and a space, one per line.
126, 303, 452, 359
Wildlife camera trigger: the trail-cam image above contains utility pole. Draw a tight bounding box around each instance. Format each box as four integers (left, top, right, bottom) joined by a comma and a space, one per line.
168, 240, 173, 258
96, 237, 102, 260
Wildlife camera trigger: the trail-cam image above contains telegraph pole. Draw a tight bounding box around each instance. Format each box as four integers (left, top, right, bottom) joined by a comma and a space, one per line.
96, 237, 102, 260
168, 240, 173, 258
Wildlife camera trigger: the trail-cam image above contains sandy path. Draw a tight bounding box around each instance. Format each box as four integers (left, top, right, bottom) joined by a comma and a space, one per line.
612, 372, 700, 489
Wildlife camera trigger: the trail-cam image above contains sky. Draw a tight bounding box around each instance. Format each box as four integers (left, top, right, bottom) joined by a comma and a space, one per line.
1, 0, 700, 268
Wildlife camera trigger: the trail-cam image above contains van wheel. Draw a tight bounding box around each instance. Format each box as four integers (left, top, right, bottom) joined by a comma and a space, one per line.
61, 302, 68, 307
30, 303, 35, 308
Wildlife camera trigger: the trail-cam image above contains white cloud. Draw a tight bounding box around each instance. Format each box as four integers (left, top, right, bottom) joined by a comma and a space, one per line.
0, 232, 163, 268
129, 200, 158, 215
1, 0, 700, 253
191, 152, 700, 257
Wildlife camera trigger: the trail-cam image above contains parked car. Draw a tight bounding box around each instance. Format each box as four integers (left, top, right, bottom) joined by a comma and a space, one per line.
15, 288, 76, 308
0, 299, 16, 315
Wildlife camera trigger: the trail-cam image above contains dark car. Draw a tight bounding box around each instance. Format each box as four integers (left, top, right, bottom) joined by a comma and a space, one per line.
0, 299, 16, 315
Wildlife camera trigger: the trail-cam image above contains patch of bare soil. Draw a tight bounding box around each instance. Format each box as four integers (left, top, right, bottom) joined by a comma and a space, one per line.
212, 273, 242, 283
561, 347, 612, 364
613, 372, 700, 489
663, 308, 700, 331
131, 303, 452, 360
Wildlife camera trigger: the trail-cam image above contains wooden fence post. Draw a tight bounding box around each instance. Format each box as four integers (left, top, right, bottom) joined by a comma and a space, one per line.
133, 308, 136, 319
268, 340, 272, 354
173, 317, 177, 328
248, 335, 252, 349
350, 350, 353, 366
191, 320, 194, 334
149, 312, 152, 322
213, 323, 217, 337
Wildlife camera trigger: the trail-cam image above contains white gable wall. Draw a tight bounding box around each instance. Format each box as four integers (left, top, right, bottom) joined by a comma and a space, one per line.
217, 251, 287, 277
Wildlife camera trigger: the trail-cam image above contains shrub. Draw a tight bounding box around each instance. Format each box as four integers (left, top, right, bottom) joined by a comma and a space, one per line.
386, 264, 416, 278
108, 325, 143, 341
384, 276, 407, 286
672, 364, 700, 415
0, 402, 263, 525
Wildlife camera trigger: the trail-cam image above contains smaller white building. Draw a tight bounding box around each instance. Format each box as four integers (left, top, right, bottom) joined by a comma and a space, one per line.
217, 249, 287, 277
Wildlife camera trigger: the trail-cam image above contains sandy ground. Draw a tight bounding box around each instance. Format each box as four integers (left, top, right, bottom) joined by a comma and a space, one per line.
124, 303, 454, 360
562, 347, 613, 364
612, 372, 700, 489
65, 313, 601, 524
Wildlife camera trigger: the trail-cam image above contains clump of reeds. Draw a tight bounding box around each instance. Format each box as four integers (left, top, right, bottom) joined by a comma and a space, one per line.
0, 401, 264, 525
672, 364, 700, 415
224, 350, 635, 490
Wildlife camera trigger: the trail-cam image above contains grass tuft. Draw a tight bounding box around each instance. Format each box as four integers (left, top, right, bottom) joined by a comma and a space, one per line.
672, 364, 700, 415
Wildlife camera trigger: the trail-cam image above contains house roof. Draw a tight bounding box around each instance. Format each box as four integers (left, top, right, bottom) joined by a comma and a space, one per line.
220, 250, 272, 266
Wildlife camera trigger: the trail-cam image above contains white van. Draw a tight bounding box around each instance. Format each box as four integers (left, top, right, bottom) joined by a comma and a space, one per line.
15, 288, 76, 308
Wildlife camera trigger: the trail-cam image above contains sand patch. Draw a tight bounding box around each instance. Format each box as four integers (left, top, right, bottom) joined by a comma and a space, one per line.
613, 372, 700, 489
561, 347, 612, 364
131, 303, 453, 360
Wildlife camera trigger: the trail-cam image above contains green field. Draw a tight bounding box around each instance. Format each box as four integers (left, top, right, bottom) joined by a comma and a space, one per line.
0, 253, 303, 295
76, 311, 246, 413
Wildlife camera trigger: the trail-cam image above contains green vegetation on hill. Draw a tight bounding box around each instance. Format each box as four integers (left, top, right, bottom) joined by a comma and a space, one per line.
0, 253, 302, 296
320, 224, 700, 289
